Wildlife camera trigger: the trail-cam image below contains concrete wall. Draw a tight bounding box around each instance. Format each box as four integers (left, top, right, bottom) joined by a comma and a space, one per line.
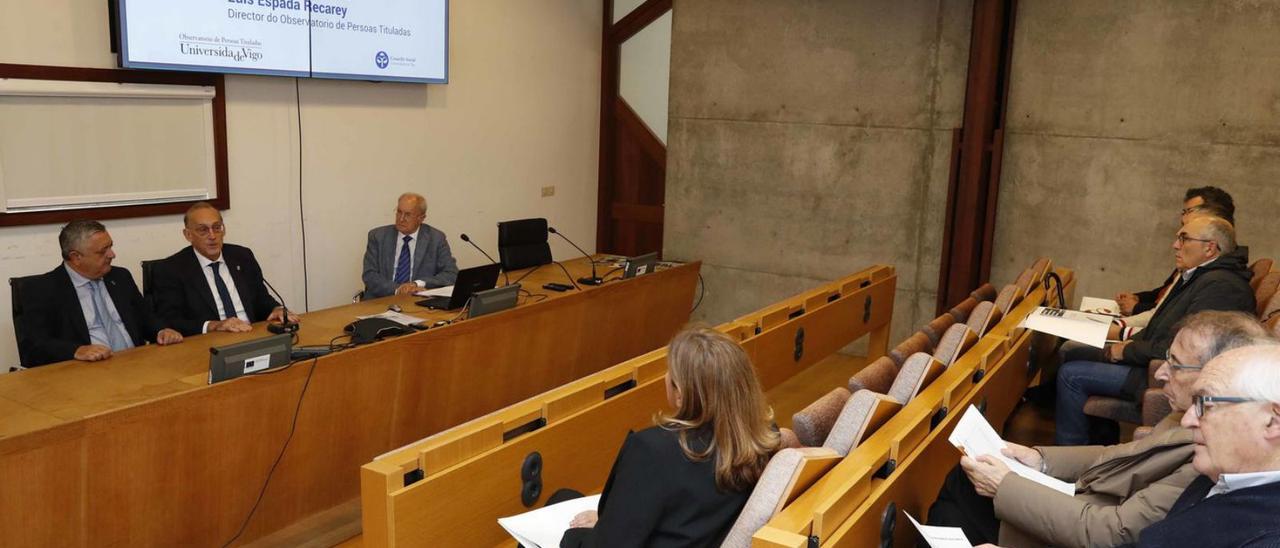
993, 1, 1280, 301
665, 0, 973, 343
0, 1, 602, 368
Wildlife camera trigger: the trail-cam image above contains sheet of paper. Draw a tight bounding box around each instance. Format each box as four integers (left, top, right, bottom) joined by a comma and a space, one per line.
355, 310, 429, 326
1079, 296, 1121, 317
1019, 306, 1113, 348
948, 405, 1076, 496
498, 494, 601, 548
413, 285, 454, 298
906, 512, 973, 548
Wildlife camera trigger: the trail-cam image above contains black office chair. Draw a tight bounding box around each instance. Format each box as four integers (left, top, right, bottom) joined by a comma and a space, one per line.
497, 218, 552, 272
9, 275, 38, 370
140, 259, 161, 313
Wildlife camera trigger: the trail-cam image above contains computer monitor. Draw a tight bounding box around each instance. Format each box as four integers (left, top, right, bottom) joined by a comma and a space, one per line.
468, 284, 521, 319
623, 252, 659, 279
416, 263, 502, 310
208, 333, 293, 384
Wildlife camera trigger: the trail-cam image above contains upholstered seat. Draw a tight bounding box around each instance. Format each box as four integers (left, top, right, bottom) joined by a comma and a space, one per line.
719, 447, 841, 548
848, 355, 900, 394
889, 331, 933, 366
822, 389, 902, 456
921, 314, 957, 347
933, 323, 977, 367
887, 352, 944, 404
791, 387, 852, 447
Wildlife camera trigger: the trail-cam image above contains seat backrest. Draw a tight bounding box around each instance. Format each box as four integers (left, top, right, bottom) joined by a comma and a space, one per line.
965, 301, 1002, 337
921, 314, 956, 348
888, 331, 932, 366
1014, 267, 1038, 298
496, 218, 552, 271
822, 389, 902, 456
847, 355, 899, 394
933, 323, 977, 367
1254, 272, 1280, 317
993, 284, 1021, 316
948, 297, 979, 323
791, 387, 851, 447
887, 352, 945, 404
970, 283, 996, 302
140, 259, 161, 312
1250, 258, 1274, 290
9, 275, 39, 367
719, 447, 841, 548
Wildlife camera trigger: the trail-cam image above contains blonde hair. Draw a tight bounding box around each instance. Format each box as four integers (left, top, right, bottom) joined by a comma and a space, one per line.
658, 325, 780, 492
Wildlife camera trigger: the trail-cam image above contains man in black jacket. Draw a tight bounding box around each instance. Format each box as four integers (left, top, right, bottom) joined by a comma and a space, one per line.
1134, 343, 1280, 547
16, 220, 183, 367
152, 202, 298, 336
1056, 215, 1255, 444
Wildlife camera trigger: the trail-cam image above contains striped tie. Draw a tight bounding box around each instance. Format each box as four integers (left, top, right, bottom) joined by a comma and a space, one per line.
394, 235, 412, 284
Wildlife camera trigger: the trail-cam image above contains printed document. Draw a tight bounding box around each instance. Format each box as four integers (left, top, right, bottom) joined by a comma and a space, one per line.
499, 494, 601, 548
907, 512, 973, 548
948, 405, 1076, 496
1020, 306, 1113, 348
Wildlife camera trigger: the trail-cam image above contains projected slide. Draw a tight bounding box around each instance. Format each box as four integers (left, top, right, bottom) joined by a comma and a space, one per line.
119, 0, 448, 83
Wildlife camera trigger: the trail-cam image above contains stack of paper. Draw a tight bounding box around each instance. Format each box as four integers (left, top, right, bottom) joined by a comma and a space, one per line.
414, 285, 454, 298
498, 494, 601, 548
948, 405, 1076, 496
1019, 306, 1113, 348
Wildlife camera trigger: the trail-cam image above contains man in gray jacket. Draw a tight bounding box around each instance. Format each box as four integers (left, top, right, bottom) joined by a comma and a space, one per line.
362, 192, 459, 299
928, 311, 1272, 547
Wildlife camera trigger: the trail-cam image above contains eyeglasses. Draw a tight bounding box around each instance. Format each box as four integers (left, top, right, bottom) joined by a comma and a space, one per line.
188, 223, 225, 237
1175, 233, 1214, 246
394, 209, 424, 220
1193, 394, 1259, 417
1165, 349, 1203, 372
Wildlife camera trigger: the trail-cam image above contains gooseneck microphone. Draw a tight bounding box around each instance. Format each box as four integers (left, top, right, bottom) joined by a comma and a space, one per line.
547, 226, 602, 286
262, 277, 299, 334
460, 233, 510, 286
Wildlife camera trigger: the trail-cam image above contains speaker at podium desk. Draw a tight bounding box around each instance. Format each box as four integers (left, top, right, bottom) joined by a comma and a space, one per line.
468, 284, 521, 319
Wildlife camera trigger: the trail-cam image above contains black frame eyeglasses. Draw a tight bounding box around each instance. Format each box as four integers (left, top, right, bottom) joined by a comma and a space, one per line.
1193, 394, 1259, 417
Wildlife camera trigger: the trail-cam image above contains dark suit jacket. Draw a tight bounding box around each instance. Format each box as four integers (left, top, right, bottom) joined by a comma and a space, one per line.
362, 224, 459, 299
16, 264, 165, 367
1134, 475, 1280, 547
152, 244, 280, 336
560, 426, 754, 548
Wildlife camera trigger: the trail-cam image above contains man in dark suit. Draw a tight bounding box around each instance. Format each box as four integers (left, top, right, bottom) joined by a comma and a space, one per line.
152, 202, 297, 336
362, 192, 458, 299
15, 220, 183, 367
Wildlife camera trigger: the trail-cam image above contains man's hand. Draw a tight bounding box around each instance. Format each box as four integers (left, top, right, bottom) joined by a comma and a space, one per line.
1115, 293, 1139, 316
74, 344, 112, 361
569, 510, 598, 529
209, 318, 253, 333
1105, 340, 1130, 363
267, 306, 300, 324
394, 282, 420, 296
960, 454, 1011, 498
1001, 442, 1042, 469
155, 328, 183, 345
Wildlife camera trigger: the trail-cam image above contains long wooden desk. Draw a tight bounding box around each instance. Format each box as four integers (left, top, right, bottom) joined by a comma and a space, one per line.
0, 257, 700, 547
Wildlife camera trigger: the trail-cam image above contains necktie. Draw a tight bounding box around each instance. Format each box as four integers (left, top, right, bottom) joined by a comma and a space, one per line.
394, 235, 412, 284
89, 280, 132, 351
210, 261, 239, 321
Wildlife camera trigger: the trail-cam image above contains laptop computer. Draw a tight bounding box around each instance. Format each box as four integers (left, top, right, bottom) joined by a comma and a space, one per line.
416, 263, 503, 310
623, 252, 659, 279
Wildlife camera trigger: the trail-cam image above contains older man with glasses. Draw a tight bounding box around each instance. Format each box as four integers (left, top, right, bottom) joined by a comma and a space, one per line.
152, 201, 298, 336
1129, 343, 1280, 546
930, 311, 1267, 548
1054, 215, 1254, 445
361, 192, 458, 299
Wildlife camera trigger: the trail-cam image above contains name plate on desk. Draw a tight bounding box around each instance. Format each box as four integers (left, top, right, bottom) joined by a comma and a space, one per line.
208, 333, 293, 384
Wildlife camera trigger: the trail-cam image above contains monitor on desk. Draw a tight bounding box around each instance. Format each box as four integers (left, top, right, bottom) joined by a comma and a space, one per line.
623, 252, 659, 279
209, 333, 293, 384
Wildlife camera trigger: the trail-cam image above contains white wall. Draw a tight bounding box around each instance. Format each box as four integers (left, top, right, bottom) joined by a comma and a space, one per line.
0, 1, 603, 368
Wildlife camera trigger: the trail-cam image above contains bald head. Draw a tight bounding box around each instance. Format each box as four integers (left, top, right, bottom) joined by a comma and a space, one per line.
1183, 344, 1280, 478
394, 193, 428, 235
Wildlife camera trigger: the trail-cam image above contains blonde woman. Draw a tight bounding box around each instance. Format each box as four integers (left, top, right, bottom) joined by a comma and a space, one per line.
561, 326, 780, 547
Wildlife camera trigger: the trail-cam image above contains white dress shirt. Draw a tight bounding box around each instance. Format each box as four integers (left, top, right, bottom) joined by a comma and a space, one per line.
1207, 469, 1280, 498
64, 264, 134, 349
394, 231, 427, 287
196, 252, 249, 333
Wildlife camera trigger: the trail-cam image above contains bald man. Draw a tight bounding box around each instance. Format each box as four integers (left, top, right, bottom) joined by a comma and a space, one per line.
362, 193, 458, 299
1056, 215, 1255, 445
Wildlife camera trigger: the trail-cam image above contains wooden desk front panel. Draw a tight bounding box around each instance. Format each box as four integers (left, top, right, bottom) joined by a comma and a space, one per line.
0, 260, 700, 547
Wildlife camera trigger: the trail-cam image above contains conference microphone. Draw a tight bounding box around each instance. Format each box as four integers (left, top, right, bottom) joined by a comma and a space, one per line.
261, 277, 300, 334
459, 233, 510, 286
547, 226, 602, 286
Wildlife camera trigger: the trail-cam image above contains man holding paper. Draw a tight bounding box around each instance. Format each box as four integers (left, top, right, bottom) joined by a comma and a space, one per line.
928, 312, 1270, 547
1056, 215, 1254, 445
